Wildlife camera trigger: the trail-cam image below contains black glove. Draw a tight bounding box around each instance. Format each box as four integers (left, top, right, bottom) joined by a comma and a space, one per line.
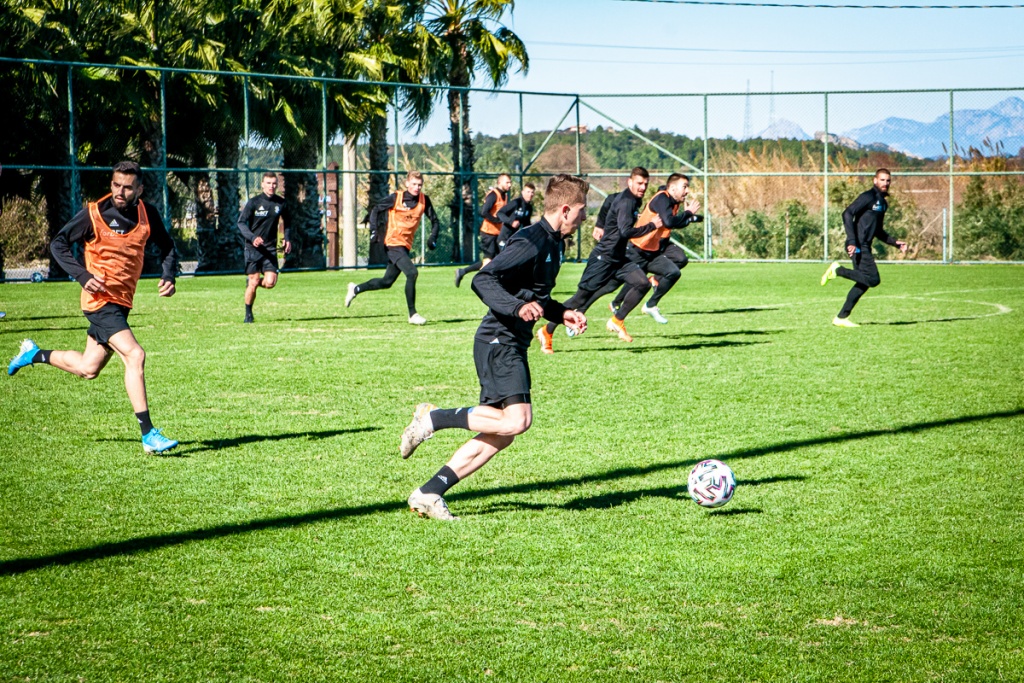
427, 240, 437, 250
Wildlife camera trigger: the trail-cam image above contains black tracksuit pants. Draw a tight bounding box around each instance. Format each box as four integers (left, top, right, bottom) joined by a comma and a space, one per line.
836, 250, 880, 319
612, 243, 689, 309
356, 246, 419, 315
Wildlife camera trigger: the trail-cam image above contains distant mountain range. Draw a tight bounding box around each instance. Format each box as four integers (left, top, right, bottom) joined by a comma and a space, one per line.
842, 96, 1024, 159
752, 97, 1024, 159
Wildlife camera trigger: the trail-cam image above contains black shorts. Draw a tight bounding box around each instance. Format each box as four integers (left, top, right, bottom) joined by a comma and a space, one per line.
245, 247, 280, 275
577, 254, 644, 292
473, 340, 531, 408
479, 233, 500, 259
84, 303, 131, 346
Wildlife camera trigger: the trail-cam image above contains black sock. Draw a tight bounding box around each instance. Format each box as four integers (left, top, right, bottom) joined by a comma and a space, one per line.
420, 465, 460, 497
32, 350, 51, 364
429, 407, 471, 431
245, 304, 253, 315
136, 411, 154, 436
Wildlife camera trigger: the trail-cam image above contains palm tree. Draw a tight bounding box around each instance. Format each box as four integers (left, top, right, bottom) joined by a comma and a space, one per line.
244, 0, 382, 269
359, 0, 439, 263
422, 0, 527, 262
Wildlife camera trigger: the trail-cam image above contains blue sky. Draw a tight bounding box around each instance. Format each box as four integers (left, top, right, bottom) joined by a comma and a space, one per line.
397, 0, 1024, 144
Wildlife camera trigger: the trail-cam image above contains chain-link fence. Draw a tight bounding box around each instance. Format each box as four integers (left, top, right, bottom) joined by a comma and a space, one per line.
2, 57, 1022, 281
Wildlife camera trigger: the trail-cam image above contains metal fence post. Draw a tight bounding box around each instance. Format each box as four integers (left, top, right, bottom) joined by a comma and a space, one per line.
322, 79, 329, 252
393, 91, 400, 187
703, 94, 710, 260
243, 76, 250, 196
321, 79, 328, 168
160, 71, 169, 226
575, 96, 582, 261
823, 93, 829, 261
67, 65, 79, 210
942, 208, 948, 263
949, 90, 955, 262
518, 93, 524, 187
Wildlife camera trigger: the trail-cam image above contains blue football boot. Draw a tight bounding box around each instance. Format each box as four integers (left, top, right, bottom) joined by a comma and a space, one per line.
8, 339, 39, 376
142, 428, 179, 454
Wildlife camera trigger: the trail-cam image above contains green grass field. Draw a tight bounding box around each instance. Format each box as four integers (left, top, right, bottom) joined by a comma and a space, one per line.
1, 263, 1022, 682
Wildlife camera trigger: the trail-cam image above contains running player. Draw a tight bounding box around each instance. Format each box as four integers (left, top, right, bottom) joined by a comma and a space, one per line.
454, 173, 511, 287
398, 174, 590, 520
496, 181, 535, 251
345, 171, 439, 325
7, 161, 180, 453
238, 172, 291, 323
536, 167, 661, 351
607, 173, 702, 324
821, 168, 908, 327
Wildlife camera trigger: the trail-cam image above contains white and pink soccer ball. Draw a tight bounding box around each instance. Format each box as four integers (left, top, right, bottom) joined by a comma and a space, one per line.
687, 459, 736, 508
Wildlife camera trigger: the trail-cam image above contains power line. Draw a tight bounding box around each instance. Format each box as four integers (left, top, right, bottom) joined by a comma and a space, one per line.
526, 40, 1024, 55
616, 0, 1024, 7
530, 51, 1024, 67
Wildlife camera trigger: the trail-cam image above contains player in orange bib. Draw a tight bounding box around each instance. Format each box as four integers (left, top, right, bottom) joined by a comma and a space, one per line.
454, 173, 512, 288
7, 162, 180, 453
608, 173, 702, 324
346, 172, 439, 325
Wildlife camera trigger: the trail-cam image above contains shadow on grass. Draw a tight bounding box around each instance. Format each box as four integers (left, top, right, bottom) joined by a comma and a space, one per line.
0, 326, 85, 336
559, 339, 768, 354
2, 408, 1022, 576
475, 475, 799, 514
675, 307, 781, 315
862, 317, 985, 326
97, 427, 381, 455
655, 330, 778, 340
283, 314, 395, 322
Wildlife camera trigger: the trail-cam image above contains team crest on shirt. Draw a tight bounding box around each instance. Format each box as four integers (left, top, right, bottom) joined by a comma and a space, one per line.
274, 206, 280, 214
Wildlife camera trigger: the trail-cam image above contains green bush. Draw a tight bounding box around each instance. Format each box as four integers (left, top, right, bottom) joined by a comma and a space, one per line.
731, 199, 821, 259
957, 176, 1024, 261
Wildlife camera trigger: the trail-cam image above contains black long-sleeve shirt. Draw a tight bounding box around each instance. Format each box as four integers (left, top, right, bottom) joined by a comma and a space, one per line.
238, 192, 289, 247
843, 187, 897, 249
368, 191, 440, 245
496, 195, 533, 232
50, 198, 177, 287
471, 217, 568, 349
648, 193, 702, 230
595, 191, 623, 230
590, 191, 657, 262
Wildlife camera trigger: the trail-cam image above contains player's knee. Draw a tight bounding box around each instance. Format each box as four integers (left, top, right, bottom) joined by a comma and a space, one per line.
678, 254, 689, 269
505, 413, 532, 436
406, 269, 418, 282
263, 278, 277, 289
665, 267, 682, 283
867, 275, 881, 288
125, 346, 146, 369
80, 367, 101, 380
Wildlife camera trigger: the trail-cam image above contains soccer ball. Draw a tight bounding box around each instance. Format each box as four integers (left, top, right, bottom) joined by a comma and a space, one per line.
687, 459, 736, 508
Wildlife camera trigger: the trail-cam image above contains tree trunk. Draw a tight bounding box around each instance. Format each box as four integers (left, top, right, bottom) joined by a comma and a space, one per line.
205, 137, 244, 272
367, 112, 390, 266
448, 87, 463, 262
459, 89, 475, 263
192, 171, 219, 272
141, 121, 168, 275
43, 169, 76, 281
448, 46, 475, 263
282, 136, 325, 269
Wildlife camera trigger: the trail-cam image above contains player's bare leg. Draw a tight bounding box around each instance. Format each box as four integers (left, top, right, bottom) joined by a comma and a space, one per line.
46, 335, 115, 380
